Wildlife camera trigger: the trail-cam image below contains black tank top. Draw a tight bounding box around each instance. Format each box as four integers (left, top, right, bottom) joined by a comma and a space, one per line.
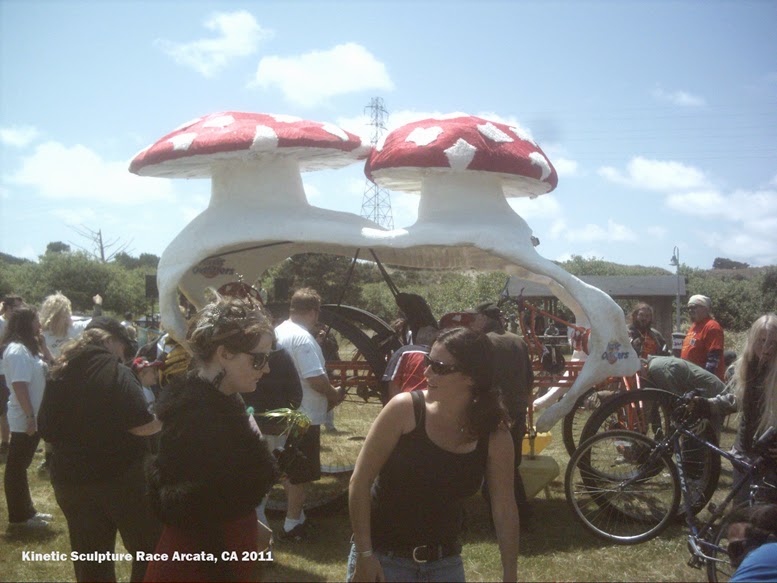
370, 391, 489, 549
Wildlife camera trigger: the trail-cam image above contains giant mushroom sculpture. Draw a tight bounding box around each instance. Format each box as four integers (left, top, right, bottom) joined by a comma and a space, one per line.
129, 111, 380, 343
359, 114, 639, 431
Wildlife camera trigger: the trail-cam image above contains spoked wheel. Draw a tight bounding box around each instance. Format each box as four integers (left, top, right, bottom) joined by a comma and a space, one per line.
562, 378, 627, 456
266, 305, 399, 514
580, 389, 721, 516
565, 429, 680, 544
705, 504, 745, 583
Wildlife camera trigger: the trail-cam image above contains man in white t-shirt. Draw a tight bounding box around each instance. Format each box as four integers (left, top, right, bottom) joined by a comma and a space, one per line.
274, 288, 345, 540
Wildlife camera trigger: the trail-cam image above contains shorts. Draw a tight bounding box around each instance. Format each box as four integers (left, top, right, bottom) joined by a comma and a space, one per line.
287, 424, 321, 485
0, 376, 9, 416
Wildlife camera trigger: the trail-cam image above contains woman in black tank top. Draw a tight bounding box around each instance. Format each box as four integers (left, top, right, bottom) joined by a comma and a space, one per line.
348, 327, 520, 582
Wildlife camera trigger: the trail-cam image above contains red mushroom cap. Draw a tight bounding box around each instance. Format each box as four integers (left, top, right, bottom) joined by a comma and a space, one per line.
130, 112, 366, 178
365, 115, 557, 197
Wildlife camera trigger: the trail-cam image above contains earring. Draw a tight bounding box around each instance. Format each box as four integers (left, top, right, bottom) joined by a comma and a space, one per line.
212, 369, 226, 390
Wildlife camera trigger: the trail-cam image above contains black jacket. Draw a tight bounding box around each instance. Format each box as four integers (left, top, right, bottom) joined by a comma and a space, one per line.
147, 373, 279, 528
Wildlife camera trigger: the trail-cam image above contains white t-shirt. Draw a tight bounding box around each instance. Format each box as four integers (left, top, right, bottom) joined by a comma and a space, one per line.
3, 342, 48, 432
274, 319, 328, 425
43, 318, 90, 359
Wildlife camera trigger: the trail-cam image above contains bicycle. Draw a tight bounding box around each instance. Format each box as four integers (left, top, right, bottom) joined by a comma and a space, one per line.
565, 397, 776, 582
578, 388, 722, 516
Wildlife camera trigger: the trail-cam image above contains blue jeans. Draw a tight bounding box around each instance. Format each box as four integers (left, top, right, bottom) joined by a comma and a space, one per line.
346, 543, 465, 582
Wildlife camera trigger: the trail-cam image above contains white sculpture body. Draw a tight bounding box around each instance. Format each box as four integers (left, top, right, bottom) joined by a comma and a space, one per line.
140, 113, 639, 432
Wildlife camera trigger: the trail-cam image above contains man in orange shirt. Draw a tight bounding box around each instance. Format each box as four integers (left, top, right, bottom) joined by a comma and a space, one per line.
681, 294, 726, 380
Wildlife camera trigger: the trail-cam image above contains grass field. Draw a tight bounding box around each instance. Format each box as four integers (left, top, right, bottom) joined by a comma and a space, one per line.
1, 414, 740, 582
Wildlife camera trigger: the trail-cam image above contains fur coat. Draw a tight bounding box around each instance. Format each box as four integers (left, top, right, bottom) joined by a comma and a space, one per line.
147, 372, 279, 529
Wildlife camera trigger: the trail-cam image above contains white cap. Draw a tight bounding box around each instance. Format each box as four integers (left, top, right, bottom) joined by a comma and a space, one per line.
687, 294, 712, 309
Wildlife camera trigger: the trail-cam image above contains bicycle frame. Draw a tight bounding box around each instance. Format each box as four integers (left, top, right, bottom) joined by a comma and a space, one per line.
620, 414, 762, 571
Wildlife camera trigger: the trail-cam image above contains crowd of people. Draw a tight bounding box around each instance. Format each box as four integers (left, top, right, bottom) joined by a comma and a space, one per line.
0, 285, 775, 582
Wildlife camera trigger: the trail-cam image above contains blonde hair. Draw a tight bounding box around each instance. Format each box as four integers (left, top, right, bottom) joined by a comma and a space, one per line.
39, 292, 73, 338
733, 313, 777, 437
49, 328, 113, 380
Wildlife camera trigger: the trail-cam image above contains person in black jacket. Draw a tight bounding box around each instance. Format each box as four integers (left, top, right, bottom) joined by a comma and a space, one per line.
38, 316, 161, 582
144, 296, 279, 582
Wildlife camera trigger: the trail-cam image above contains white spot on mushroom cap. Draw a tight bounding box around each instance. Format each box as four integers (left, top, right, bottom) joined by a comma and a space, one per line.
510, 125, 537, 146
406, 126, 443, 146
169, 132, 198, 151
529, 151, 551, 181
321, 123, 349, 141
478, 122, 513, 143
251, 125, 279, 150
173, 117, 204, 132
203, 115, 235, 128
269, 114, 303, 123
444, 138, 477, 170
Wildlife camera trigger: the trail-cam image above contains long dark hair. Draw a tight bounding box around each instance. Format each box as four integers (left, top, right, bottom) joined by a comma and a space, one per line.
0, 306, 40, 356
434, 327, 510, 437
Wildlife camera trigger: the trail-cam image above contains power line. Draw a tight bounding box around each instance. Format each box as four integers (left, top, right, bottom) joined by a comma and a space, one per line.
360, 97, 394, 230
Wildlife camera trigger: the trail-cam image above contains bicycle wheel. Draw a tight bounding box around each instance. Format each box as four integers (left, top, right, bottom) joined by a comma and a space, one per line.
565, 429, 680, 544
705, 503, 746, 582
580, 389, 721, 516
562, 379, 626, 456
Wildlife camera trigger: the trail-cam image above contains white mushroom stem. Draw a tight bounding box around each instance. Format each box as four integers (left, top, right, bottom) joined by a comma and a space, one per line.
415, 172, 515, 226
210, 158, 309, 209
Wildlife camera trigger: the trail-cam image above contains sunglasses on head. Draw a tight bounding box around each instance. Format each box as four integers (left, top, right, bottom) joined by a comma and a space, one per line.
243, 350, 273, 370
423, 354, 460, 375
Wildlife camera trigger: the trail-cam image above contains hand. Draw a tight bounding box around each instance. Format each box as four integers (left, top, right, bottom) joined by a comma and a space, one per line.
688, 397, 711, 419
351, 554, 384, 582
25, 416, 37, 436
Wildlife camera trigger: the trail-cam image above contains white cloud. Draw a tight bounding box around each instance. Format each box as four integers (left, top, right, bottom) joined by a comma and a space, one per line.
652, 86, 706, 107
646, 225, 667, 239
665, 190, 728, 215
251, 43, 393, 107
0, 125, 40, 147
509, 193, 562, 220
769, 174, 777, 188
156, 11, 271, 77
598, 157, 709, 192
553, 157, 579, 177
668, 187, 777, 265
567, 219, 636, 243
51, 207, 99, 225
9, 141, 175, 204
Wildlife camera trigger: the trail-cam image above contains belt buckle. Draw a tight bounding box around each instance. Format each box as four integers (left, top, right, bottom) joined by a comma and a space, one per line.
412, 545, 429, 563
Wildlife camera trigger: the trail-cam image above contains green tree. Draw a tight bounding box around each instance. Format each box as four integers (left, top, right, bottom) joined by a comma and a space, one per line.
45, 241, 71, 254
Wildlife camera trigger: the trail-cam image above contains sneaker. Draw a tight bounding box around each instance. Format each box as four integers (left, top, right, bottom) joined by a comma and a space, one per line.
277, 521, 311, 542
8, 516, 50, 531
34, 512, 53, 521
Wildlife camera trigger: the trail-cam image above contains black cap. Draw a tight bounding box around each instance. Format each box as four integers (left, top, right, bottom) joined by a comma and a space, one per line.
466, 301, 501, 320
85, 316, 133, 349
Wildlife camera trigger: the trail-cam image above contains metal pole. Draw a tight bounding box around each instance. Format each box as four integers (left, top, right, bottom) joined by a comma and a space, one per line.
673, 246, 681, 332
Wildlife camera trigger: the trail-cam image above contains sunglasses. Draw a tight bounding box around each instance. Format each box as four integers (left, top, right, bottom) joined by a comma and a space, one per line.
423, 354, 460, 375
244, 350, 273, 370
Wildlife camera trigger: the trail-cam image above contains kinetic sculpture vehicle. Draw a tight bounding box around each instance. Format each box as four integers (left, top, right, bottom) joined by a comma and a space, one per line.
130, 110, 640, 505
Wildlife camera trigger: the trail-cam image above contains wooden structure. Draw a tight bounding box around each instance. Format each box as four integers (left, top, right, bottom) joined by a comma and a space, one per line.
504, 275, 687, 340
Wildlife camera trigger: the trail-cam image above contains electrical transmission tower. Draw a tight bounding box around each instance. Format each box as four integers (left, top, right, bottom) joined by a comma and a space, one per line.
360, 97, 394, 229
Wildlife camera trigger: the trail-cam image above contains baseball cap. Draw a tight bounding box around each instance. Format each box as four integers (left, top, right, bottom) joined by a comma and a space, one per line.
687, 295, 712, 309
86, 316, 134, 349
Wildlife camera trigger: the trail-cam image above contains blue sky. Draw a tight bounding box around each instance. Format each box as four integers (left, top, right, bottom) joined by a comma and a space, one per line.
1, 0, 775, 269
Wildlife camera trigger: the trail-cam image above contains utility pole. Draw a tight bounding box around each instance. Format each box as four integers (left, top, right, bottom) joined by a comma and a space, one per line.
360, 97, 394, 229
